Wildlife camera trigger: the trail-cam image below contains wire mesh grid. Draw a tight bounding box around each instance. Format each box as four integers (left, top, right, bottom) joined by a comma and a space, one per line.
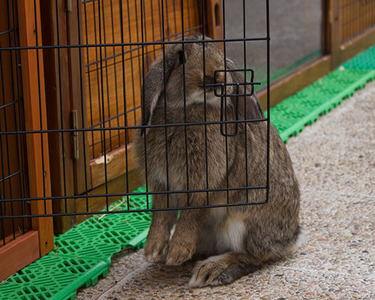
0, 0, 271, 243
340, 0, 375, 43
0, 0, 32, 246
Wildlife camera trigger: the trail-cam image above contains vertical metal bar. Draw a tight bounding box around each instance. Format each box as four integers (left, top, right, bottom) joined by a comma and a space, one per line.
150, 0, 157, 61
119, 0, 130, 208
93, 1, 104, 157
0, 13, 16, 239
83, 1, 95, 159
55, 0, 68, 213
242, 0, 249, 202
186, 0, 192, 30
76, 0, 89, 213
201, 0, 209, 205
7, 0, 24, 232
221, 0, 230, 204
134, 0, 143, 107
101, 0, 113, 153
97, 0, 109, 210
172, 0, 178, 35
33, 0, 47, 213
12, 0, 27, 227
181, 0, 189, 205
126, 0, 138, 127
266, 0, 270, 203
141, 0, 151, 208
160, 0, 171, 207
143, 0, 150, 72
0, 56, 10, 242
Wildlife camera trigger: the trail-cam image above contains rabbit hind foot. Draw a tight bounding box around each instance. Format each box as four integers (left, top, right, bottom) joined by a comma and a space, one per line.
188, 252, 261, 288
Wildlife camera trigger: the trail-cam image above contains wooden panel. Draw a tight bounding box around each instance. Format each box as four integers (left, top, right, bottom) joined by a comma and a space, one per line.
76, 169, 143, 224
17, 0, 54, 256
82, 0, 201, 159
331, 0, 342, 69
340, 26, 375, 62
0, 230, 39, 281
205, 0, 223, 50
258, 56, 332, 110
0, 0, 31, 242
340, 0, 375, 43
90, 144, 137, 188
39, 0, 77, 233
67, 0, 92, 196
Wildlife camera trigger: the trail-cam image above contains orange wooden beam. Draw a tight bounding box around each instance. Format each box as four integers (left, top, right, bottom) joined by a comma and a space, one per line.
0, 231, 40, 281
17, 0, 54, 256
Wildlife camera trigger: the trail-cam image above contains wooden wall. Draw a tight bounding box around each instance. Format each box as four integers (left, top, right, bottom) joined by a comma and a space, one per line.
82, 0, 201, 159
0, 0, 31, 244
340, 0, 375, 43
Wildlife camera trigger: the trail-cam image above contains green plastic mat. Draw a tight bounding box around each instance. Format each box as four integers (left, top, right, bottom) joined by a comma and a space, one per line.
2, 44, 375, 300
0, 188, 151, 300
267, 68, 375, 142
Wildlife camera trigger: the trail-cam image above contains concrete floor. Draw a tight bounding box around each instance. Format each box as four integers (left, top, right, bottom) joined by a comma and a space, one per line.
76, 74, 375, 299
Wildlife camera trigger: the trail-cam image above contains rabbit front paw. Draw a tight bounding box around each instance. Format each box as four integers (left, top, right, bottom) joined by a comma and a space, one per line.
144, 238, 169, 263
165, 242, 195, 266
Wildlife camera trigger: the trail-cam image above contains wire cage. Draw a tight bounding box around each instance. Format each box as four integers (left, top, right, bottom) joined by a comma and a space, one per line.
1, 0, 270, 233
2, 0, 375, 282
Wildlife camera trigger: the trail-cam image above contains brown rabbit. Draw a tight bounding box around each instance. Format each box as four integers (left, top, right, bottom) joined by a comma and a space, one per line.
133, 34, 300, 288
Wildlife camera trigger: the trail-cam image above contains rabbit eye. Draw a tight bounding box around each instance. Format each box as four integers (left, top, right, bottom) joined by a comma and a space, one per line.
204, 75, 214, 84
178, 51, 186, 65
214, 72, 219, 81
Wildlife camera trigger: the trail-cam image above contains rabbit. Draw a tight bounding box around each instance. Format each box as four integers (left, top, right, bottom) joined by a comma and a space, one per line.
133, 34, 300, 288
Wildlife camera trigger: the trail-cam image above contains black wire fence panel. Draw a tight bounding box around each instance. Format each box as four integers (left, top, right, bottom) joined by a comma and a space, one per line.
0, 0, 272, 241
0, 0, 32, 245
340, 0, 375, 43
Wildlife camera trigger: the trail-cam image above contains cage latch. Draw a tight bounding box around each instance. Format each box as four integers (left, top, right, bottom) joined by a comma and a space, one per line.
66, 0, 72, 12
212, 69, 258, 137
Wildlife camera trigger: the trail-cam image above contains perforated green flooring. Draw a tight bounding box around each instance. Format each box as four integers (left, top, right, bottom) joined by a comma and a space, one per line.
0, 189, 151, 300
267, 68, 375, 142
2, 44, 375, 300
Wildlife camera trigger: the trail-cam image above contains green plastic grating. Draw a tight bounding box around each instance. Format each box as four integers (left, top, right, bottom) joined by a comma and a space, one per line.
267, 67, 375, 143
341, 44, 375, 70
2, 44, 375, 300
0, 187, 151, 300
0, 255, 109, 300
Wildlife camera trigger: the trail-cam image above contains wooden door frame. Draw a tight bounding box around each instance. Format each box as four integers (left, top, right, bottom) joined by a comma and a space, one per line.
0, 0, 54, 281
40, 0, 91, 233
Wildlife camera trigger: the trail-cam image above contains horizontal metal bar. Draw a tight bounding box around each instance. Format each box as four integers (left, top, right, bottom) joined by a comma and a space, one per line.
200, 82, 260, 87
0, 170, 24, 184
0, 117, 268, 136
0, 28, 15, 36
0, 185, 268, 203
0, 200, 269, 219
0, 37, 270, 52
89, 105, 141, 129
85, 26, 203, 68
0, 98, 22, 110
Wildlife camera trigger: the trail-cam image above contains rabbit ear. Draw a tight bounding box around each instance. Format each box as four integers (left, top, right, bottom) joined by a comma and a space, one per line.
141, 50, 177, 135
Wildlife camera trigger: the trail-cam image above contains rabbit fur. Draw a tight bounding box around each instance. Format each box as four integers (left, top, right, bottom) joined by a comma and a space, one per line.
133, 34, 300, 288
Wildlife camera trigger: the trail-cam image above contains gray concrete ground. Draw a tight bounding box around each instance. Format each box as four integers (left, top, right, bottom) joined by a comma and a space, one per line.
76, 70, 375, 299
